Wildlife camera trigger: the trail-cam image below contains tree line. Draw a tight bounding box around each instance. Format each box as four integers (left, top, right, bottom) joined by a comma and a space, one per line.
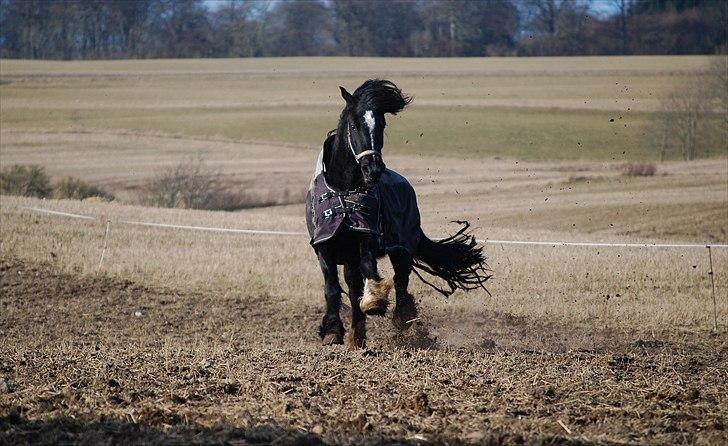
0, 0, 726, 60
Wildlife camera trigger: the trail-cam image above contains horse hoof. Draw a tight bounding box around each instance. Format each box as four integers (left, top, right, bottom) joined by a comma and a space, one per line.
362, 300, 387, 316
361, 278, 392, 316
393, 294, 418, 331
322, 333, 344, 345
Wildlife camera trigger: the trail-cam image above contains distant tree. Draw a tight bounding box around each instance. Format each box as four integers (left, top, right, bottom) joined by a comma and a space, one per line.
706, 56, 728, 155
330, 0, 370, 56
367, 0, 423, 57
112, 0, 155, 58
419, 0, 519, 56
331, 0, 423, 57
708, 56, 728, 117
0, 0, 726, 59
210, 0, 265, 57
632, 0, 716, 14
149, 0, 213, 58
1, 0, 48, 58
611, 0, 634, 55
264, 0, 333, 56
517, 0, 592, 56
627, 0, 727, 55
1, 0, 160, 59
654, 57, 727, 160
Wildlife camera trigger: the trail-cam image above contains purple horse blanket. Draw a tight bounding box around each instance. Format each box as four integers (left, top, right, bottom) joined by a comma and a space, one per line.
307, 173, 382, 244
305, 138, 421, 255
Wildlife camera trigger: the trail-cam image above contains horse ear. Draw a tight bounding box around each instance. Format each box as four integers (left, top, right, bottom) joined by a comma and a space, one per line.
339, 86, 354, 105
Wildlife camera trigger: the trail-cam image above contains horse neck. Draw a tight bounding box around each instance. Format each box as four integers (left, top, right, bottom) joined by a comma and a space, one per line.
324, 130, 364, 191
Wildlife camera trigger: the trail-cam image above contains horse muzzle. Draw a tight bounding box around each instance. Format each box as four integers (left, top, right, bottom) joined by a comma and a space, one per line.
363, 172, 381, 186
361, 159, 384, 185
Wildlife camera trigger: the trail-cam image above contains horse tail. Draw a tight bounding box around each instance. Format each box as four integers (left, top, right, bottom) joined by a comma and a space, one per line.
412, 221, 491, 297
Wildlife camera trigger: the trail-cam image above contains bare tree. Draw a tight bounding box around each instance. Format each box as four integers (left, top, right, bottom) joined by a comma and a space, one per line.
611, 0, 633, 55
517, 0, 593, 56
707, 56, 728, 154
662, 87, 703, 160
655, 57, 728, 160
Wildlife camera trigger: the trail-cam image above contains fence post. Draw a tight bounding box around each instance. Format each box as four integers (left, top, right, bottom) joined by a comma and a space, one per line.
98, 219, 111, 270
708, 246, 717, 331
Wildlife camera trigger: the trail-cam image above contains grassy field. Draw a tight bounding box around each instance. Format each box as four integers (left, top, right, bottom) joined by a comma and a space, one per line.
1, 56, 723, 161
1, 57, 727, 445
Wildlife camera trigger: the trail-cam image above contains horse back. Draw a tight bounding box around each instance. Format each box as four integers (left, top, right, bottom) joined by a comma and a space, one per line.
375, 169, 421, 255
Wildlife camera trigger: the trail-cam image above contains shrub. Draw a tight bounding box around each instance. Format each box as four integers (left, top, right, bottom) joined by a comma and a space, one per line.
0, 164, 53, 198
140, 157, 304, 211
622, 163, 656, 177
54, 177, 113, 201
140, 157, 240, 210
140, 157, 224, 210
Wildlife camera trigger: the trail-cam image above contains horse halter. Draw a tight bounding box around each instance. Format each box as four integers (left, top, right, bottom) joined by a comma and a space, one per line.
347, 126, 379, 163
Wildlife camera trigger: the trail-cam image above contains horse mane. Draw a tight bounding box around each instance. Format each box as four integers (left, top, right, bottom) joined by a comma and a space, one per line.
352, 79, 412, 115
328, 79, 412, 136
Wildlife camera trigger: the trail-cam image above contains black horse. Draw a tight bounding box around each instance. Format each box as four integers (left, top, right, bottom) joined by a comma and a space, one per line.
305, 79, 490, 349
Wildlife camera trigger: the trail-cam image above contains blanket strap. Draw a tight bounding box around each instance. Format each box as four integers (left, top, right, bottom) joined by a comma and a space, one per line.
318, 188, 367, 202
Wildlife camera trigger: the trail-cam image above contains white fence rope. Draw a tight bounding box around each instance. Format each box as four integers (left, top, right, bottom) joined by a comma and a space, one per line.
482, 239, 727, 249
23, 206, 96, 220
19, 205, 728, 249
121, 219, 306, 236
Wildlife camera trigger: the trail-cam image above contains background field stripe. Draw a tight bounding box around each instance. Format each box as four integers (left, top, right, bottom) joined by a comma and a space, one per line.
20, 206, 728, 249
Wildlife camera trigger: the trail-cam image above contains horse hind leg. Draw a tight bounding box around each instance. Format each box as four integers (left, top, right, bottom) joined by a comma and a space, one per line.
344, 263, 367, 349
390, 250, 417, 331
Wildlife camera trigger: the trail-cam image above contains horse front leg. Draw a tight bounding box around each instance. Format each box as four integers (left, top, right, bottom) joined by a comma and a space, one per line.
390, 249, 417, 330
343, 262, 367, 349
358, 236, 392, 316
317, 249, 344, 345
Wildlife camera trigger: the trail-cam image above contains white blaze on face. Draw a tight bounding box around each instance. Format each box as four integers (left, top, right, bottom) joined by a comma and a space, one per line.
363, 110, 376, 152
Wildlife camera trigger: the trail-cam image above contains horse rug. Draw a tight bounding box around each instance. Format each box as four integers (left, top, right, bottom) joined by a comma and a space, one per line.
305, 136, 421, 255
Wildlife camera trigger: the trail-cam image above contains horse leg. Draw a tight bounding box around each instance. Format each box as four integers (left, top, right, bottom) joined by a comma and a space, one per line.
344, 262, 367, 349
358, 236, 392, 316
390, 250, 418, 330
317, 250, 344, 345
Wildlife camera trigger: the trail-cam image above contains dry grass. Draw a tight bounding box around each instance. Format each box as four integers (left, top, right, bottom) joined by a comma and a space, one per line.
1, 152, 726, 329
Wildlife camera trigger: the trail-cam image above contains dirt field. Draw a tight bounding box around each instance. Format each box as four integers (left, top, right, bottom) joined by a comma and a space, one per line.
2, 257, 726, 445
1, 56, 727, 445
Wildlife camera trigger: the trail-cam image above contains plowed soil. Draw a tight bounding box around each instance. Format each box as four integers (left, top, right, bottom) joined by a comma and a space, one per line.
1, 257, 726, 445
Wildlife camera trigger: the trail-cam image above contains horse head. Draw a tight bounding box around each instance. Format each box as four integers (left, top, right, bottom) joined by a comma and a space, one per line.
338, 79, 411, 186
